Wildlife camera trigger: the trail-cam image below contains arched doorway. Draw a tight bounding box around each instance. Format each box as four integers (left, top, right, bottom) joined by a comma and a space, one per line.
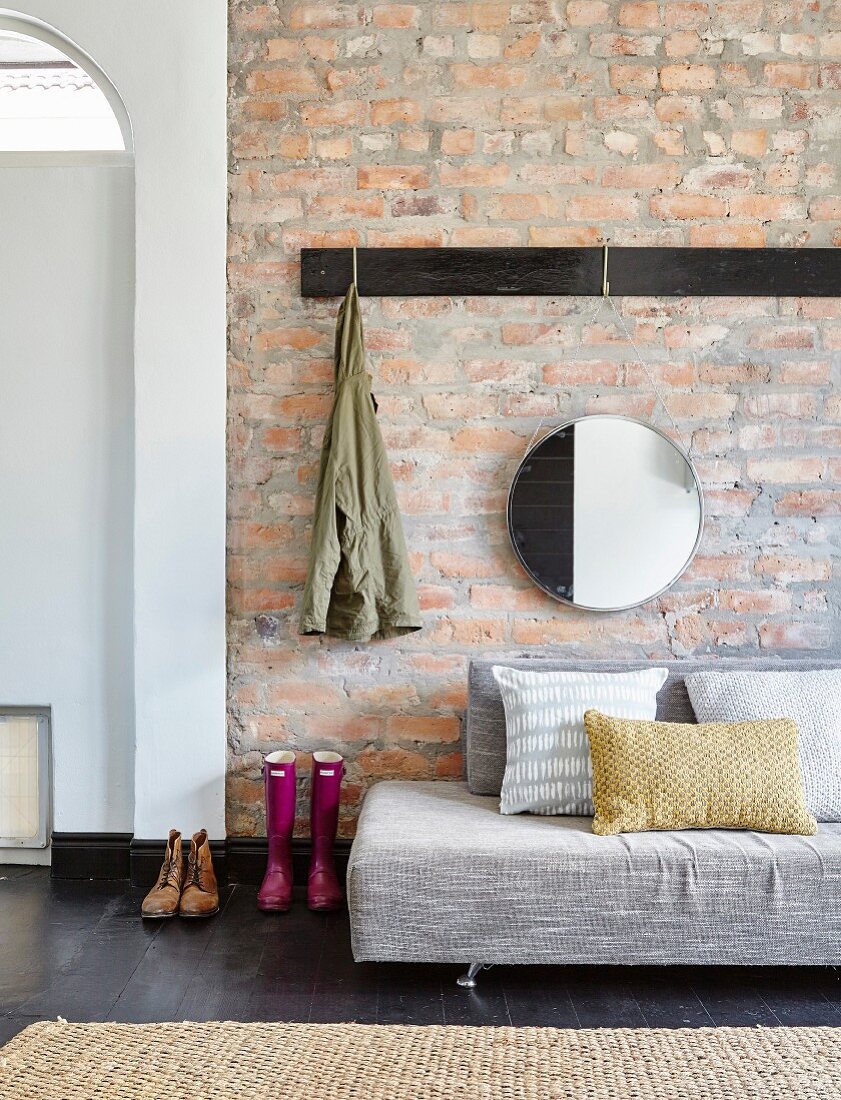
0, 12, 136, 858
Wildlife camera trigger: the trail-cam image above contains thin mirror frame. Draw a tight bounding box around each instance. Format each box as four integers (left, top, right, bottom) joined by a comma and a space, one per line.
507, 414, 705, 613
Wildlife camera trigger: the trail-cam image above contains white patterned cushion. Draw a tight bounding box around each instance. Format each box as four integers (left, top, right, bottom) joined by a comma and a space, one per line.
685, 670, 841, 822
492, 665, 669, 816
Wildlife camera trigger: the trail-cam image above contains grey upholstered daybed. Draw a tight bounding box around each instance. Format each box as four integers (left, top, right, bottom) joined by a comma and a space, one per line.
346, 658, 841, 986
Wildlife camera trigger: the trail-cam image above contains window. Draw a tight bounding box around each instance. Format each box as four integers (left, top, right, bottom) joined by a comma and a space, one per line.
0, 711, 50, 848
0, 19, 130, 152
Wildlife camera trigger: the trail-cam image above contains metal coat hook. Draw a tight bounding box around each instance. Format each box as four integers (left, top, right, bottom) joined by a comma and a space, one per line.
602, 241, 610, 298
352, 246, 358, 288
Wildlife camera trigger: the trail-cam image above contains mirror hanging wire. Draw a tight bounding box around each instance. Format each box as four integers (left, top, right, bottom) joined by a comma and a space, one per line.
521, 244, 693, 461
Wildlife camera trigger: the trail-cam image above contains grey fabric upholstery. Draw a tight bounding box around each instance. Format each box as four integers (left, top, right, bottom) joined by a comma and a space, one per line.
348, 780, 841, 965
348, 657, 841, 967
466, 658, 841, 796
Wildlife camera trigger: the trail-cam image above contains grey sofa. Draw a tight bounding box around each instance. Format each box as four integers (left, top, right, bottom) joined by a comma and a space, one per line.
347, 659, 841, 981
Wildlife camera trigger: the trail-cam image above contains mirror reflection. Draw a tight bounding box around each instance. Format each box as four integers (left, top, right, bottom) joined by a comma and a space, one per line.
508, 416, 703, 611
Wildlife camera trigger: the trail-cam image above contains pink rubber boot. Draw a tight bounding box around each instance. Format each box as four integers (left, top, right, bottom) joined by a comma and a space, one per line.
307, 751, 345, 912
257, 750, 296, 912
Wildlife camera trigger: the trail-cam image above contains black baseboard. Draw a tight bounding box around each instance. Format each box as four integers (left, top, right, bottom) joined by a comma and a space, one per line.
130, 837, 228, 888
49, 833, 351, 888
51, 833, 133, 881
226, 837, 352, 886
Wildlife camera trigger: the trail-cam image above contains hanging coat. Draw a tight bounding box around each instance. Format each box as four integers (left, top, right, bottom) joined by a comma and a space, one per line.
299, 284, 422, 642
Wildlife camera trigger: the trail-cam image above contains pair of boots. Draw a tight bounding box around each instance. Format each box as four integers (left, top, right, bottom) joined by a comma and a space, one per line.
258, 750, 344, 913
141, 829, 219, 919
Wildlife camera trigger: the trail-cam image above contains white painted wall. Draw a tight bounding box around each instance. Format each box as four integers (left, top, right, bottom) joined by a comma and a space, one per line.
0, 166, 134, 836
1, 2, 228, 843
573, 418, 702, 609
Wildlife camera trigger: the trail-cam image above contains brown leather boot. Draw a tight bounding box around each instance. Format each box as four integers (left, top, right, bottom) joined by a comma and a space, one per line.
141, 830, 183, 919
179, 829, 219, 918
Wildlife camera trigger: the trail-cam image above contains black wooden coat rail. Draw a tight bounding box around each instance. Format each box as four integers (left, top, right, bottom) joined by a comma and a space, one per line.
301, 246, 841, 298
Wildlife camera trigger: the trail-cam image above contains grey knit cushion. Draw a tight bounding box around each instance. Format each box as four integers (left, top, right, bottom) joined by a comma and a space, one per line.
686, 670, 841, 822
492, 664, 668, 815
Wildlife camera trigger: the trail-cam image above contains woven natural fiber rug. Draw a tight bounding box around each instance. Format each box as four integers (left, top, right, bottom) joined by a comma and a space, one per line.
1, 1020, 840, 1099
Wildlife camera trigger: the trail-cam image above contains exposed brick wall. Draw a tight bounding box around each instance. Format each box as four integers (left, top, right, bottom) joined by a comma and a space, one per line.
227, 0, 841, 835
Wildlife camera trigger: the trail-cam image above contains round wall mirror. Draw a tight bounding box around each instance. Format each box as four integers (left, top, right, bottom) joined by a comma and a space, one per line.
508, 415, 704, 612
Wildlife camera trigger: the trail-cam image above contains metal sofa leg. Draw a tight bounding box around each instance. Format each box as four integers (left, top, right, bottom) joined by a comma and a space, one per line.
456, 962, 485, 989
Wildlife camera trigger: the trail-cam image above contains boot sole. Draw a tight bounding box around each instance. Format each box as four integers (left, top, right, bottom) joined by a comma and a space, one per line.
257, 902, 292, 913
179, 908, 220, 919
307, 902, 344, 913
141, 911, 178, 920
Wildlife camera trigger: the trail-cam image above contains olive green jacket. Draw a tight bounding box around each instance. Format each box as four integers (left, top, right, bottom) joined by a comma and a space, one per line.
299, 284, 422, 641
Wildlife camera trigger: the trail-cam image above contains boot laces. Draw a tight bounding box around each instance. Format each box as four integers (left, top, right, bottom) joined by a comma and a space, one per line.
187, 853, 203, 889
158, 857, 176, 890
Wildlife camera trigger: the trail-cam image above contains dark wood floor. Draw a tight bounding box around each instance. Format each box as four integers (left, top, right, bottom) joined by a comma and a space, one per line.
2, 864, 840, 1045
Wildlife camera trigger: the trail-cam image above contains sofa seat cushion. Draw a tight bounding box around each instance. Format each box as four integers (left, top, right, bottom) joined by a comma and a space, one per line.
347, 780, 841, 965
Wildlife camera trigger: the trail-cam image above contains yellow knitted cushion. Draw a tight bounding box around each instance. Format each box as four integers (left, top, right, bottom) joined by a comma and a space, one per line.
584, 710, 817, 837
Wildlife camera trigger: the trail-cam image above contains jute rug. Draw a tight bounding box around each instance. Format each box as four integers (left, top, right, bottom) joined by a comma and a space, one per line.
1, 1020, 840, 1099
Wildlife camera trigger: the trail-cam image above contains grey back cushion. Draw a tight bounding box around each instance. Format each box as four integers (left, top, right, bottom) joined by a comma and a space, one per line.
466, 657, 841, 797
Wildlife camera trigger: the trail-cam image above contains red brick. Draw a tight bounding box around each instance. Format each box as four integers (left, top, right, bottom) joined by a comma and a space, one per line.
778, 360, 831, 384
441, 128, 476, 154
430, 550, 508, 578
289, 4, 362, 28
358, 165, 430, 190
665, 2, 710, 28
619, 0, 662, 26
689, 224, 766, 247
386, 715, 462, 743
765, 61, 814, 88
373, 4, 421, 27
308, 194, 385, 217
512, 618, 597, 644
567, 0, 610, 23
470, 584, 546, 610
422, 393, 499, 419
747, 326, 815, 350
774, 491, 841, 516
729, 195, 806, 220
451, 62, 527, 88
731, 129, 768, 156
719, 589, 792, 614
566, 194, 640, 220
433, 617, 507, 644
660, 63, 717, 90
501, 322, 575, 346
593, 95, 653, 120
529, 226, 603, 245
651, 194, 727, 219
664, 324, 728, 348
743, 393, 817, 418
451, 226, 523, 245
665, 30, 703, 56
759, 622, 831, 649
439, 162, 509, 186
452, 426, 528, 453
544, 360, 622, 385
485, 192, 559, 219
656, 95, 703, 121
371, 98, 423, 125
301, 101, 368, 127
247, 68, 319, 94
610, 63, 659, 90
259, 326, 326, 350
749, 456, 824, 483
355, 747, 430, 778
810, 196, 841, 219
754, 555, 832, 583
602, 164, 683, 188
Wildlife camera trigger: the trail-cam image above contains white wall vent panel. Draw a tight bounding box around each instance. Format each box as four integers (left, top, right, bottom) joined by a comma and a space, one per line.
0, 710, 50, 847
